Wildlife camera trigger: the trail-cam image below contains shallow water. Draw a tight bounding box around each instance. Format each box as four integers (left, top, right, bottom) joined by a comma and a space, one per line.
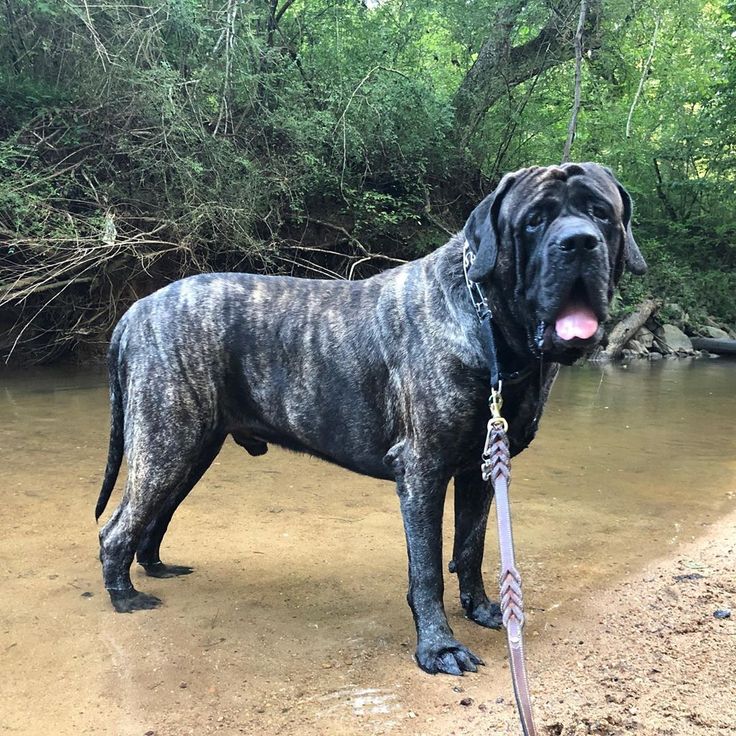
1, 359, 734, 735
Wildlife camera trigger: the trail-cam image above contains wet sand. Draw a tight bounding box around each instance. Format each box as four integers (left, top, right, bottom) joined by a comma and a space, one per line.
1, 361, 734, 735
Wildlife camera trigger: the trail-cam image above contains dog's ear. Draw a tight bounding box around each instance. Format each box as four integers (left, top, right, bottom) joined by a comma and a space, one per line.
603, 167, 647, 275
464, 172, 517, 282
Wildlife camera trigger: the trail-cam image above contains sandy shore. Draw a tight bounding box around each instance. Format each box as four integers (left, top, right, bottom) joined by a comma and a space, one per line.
433, 506, 736, 736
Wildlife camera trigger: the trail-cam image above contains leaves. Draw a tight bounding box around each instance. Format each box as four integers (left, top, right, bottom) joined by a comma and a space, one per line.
0, 0, 734, 362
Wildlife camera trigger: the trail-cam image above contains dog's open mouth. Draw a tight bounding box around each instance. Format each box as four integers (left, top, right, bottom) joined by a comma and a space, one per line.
538, 279, 605, 357
554, 279, 599, 341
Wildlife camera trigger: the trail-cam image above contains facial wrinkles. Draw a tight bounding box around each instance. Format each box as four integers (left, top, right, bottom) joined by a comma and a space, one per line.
566, 177, 623, 288
568, 176, 622, 218
514, 181, 565, 306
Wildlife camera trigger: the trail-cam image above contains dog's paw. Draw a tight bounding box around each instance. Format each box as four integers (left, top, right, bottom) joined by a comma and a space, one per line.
140, 562, 194, 578
462, 596, 503, 630
415, 639, 484, 676
109, 588, 162, 613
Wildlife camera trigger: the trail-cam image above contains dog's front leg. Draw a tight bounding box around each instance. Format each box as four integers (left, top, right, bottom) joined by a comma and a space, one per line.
394, 454, 484, 675
451, 467, 503, 629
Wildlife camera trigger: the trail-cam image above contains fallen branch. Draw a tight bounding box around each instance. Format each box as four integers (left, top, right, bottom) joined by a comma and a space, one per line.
602, 299, 660, 360
0, 274, 95, 300
626, 18, 660, 138
690, 337, 736, 356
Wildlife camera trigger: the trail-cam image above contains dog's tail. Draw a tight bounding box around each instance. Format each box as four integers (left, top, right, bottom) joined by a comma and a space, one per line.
95, 331, 125, 521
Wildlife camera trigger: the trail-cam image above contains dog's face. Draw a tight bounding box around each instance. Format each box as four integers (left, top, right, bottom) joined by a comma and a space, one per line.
464, 162, 647, 364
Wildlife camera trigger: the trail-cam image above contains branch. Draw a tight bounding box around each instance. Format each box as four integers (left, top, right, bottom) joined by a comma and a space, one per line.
562, 0, 587, 163
214, 0, 239, 137
332, 65, 413, 197
302, 216, 370, 255
602, 299, 660, 360
626, 18, 660, 138
652, 157, 678, 221
275, 0, 296, 25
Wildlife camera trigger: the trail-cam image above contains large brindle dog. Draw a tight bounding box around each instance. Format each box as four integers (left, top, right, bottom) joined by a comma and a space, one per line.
96, 162, 646, 675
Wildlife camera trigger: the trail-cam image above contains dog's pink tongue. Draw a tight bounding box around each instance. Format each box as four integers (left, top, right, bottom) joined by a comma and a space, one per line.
555, 302, 599, 340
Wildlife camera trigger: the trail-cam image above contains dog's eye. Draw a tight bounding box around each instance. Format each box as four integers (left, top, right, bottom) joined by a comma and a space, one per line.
590, 204, 611, 223
525, 212, 545, 232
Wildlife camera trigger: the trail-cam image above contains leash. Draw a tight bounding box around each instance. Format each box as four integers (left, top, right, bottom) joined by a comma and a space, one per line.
482, 390, 538, 736
463, 241, 539, 736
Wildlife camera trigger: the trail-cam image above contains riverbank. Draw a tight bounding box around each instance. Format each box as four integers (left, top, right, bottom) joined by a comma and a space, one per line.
447, 505, 736, 736
542, 503, 736, 735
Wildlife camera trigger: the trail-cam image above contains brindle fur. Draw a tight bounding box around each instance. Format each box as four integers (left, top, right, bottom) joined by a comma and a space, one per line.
96, 162, 645, 675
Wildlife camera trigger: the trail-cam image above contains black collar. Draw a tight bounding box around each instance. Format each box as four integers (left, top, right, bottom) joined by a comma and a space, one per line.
462, 240, 540, 389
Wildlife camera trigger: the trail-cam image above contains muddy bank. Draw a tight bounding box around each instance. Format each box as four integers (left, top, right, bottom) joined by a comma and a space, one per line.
0, 362, 734, 735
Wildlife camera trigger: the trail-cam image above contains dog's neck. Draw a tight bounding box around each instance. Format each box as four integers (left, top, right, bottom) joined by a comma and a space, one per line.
450, 236, 541, 384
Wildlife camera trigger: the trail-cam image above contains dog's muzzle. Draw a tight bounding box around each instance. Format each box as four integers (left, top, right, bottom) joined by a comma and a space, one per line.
534, 218, 610, 360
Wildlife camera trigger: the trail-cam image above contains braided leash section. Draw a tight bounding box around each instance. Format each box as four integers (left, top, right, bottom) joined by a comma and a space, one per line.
483, 417, 538, 736
500, 566, 525, 631
489, 430, 526, 632
487, 427, 510, 482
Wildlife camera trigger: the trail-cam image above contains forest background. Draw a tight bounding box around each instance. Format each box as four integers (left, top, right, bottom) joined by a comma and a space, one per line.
0, 0, 734, 363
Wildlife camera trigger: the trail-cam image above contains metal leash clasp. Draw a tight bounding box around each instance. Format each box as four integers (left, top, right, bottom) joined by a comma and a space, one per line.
481, 382, 507, 481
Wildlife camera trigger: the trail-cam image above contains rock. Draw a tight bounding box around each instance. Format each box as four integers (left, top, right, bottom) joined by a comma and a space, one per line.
662, 302, 688, 329
704, 316, 736, 339
659, 324, 693, 354
648, 351, 663, 361
714, 609, 731, 619
633, 327, 655, 350
673, 573, 704, 582
701, 326, 730, 339
459, 697, 474, 707
625, 339, 648, 356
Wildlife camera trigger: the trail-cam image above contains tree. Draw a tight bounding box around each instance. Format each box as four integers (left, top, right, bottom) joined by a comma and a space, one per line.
0, 0, 734, 363
453, 0, 602, 147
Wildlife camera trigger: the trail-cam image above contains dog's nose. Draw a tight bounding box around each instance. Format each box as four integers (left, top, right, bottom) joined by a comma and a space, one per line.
558, 231, 600, 253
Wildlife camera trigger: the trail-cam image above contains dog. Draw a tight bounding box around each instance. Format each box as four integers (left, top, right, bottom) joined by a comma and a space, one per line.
96, 162, 646, 675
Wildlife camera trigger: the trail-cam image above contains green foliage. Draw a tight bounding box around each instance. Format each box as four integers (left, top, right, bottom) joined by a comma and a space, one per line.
0, 0, 735, 362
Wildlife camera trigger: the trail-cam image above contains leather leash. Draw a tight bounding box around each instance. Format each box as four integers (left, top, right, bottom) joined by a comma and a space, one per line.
463, 241, 538, 736
482, 390, 538, 736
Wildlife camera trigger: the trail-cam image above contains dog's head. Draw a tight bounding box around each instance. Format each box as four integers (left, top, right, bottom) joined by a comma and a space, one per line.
464, 162, 647, 364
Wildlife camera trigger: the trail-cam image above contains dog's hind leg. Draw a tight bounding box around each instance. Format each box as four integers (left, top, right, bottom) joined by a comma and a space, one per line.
99, 413, 219, 613
136, 435, 226, 578
450, 467, 502, 629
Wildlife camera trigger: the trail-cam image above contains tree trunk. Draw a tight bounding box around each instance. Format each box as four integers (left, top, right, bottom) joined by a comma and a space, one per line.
453, 0, 602, 146
690, 337, 736, 356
